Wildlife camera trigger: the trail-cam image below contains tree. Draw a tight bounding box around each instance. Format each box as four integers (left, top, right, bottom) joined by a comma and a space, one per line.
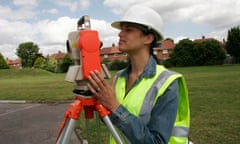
169, 39, 226, 66
169, 39, 195, 66
226, 26, 240, 63
60, 54, 74, 72
0, 53, 9, 69
46, 57, 58, 72
200, 40, 226, 65
16, 42, 39, 67
34, 57, 47, 69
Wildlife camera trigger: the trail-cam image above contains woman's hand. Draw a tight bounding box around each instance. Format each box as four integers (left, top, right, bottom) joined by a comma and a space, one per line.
87, 70, 120, 112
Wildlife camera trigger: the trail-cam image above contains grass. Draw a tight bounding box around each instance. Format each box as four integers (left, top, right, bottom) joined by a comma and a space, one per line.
0, 66, 240, 143
171, 65, 240, 143
0, 68, 73, 101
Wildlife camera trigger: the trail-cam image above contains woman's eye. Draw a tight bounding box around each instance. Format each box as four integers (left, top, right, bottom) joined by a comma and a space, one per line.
125, 28, 132, 32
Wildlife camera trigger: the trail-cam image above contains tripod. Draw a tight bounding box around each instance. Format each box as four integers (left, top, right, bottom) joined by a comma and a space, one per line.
55, 15, 122, 144
55, 93, 123, 144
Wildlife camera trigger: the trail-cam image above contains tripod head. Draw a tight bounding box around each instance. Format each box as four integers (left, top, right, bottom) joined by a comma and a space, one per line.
77, 15, 91, 30
65, 15, 110, 95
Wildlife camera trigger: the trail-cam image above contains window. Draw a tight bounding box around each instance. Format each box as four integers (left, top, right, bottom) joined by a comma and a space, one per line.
162, 50, 168, 54
153, 51, 157, 55
104, 54, 108, 58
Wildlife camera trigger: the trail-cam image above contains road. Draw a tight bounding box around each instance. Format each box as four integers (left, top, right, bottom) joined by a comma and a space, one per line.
0, 102, 70, 144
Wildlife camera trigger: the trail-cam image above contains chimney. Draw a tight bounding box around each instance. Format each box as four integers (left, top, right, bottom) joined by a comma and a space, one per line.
112, 43, 115, 48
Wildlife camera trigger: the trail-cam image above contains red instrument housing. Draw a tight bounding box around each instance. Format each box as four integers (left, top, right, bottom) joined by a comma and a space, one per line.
78, 30, 101, 79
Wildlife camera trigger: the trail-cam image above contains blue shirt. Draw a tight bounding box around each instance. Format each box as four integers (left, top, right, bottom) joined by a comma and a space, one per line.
110, 56, 179, 144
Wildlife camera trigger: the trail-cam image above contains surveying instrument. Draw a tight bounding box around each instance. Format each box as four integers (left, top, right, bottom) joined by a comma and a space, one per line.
55, 16, 123, 144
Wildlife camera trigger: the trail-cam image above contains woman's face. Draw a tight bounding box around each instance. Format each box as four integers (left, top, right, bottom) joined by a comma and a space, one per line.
118, 24, 149, 53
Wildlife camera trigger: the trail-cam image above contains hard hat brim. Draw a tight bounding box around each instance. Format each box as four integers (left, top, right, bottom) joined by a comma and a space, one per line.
111, 21, 125, 30
111, 21, 163, 41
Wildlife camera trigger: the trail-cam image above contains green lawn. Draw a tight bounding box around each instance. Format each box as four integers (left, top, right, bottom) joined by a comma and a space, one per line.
0, 66, 239, 143
0, 68, 73, 101
171, 65, 240, 143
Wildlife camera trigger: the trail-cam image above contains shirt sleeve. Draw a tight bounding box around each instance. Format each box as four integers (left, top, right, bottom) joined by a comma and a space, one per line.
109, 80, 179, 144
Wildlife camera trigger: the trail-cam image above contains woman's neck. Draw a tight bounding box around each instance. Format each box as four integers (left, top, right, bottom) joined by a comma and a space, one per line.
129, 53, 150, 76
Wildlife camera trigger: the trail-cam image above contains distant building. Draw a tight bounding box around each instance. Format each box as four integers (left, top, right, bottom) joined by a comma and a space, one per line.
6, 58, 21, 68
154, 40, 175, 61
100, 43, 128, 62
193, 36, 215, 42
50, 51, 66, 62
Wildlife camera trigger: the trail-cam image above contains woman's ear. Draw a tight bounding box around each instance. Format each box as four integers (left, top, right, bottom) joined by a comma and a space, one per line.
143, 33, 155, 45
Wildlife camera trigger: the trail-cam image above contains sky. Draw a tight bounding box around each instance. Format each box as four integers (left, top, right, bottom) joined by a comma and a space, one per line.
0, 0, 240, 59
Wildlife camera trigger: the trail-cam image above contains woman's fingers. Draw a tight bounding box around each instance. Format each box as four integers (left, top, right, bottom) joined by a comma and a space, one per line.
87, 70, 105, 94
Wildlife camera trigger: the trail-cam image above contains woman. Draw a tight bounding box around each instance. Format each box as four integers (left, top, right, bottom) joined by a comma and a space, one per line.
87, 5, 190, 144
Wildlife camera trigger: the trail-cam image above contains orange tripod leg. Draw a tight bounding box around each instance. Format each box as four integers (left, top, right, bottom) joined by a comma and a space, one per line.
56, 99, 83, 144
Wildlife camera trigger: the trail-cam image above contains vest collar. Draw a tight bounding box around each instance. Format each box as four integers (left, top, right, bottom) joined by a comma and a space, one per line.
119, 56, 156, 79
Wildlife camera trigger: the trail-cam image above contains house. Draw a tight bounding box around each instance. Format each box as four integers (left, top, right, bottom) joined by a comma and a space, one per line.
6, 58, 21, 68
50, 51, 66, 62
154, 40, 175, 60
100, 40, 175, 62
193, 36, 215, 42
100, 43, 128, 62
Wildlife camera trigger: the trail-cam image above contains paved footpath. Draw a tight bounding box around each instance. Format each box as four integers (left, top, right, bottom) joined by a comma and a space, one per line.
0, 102, 71, 144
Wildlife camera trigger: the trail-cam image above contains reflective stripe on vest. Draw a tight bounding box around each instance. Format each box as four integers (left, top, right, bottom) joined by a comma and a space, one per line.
171, 126, 189, 137
139, 70, 179, 124
138, 70, 190, 139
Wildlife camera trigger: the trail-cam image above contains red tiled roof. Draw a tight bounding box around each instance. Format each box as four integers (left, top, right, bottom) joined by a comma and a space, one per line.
154, 40, 175, 50
194, 36, 215, 42
50, 51, 65, 60
100, 47, 121, 55
6, 58, 21, 65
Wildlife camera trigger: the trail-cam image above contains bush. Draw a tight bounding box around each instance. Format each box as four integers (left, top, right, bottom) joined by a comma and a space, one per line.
109, 59, 128, 70
34, 57, 47, 69
0, 54, 9, 69
60, 54, 74, 72
169, 39, 226, 66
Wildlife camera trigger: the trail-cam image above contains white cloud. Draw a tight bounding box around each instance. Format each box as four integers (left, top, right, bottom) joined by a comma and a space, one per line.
0, 19, 37, 59
13, 0, 38, 7
0, 44, 18, 59
0, 5, 36, 20
42, 9, 58, 14
0, 19, 35, 44
56, 0, 92, 12
0, 17, 74, 58
91, 19, 119, 47
35, 17, 76, 45
80, 0, 91, 10
104, 0, 240, 29
103, 0, 146, 14
209, 29, 228, 41
57, 0, 78, 12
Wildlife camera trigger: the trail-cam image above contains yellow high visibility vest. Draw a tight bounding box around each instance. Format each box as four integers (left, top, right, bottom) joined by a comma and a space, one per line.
110, 65, 190, 144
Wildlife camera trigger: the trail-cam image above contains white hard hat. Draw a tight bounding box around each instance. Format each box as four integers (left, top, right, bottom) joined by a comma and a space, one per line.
111, 5, 164, 41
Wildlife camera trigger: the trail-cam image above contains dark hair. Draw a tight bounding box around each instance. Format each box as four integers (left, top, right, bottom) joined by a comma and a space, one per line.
149, 39, 160, 64
142, 28, 160, 64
